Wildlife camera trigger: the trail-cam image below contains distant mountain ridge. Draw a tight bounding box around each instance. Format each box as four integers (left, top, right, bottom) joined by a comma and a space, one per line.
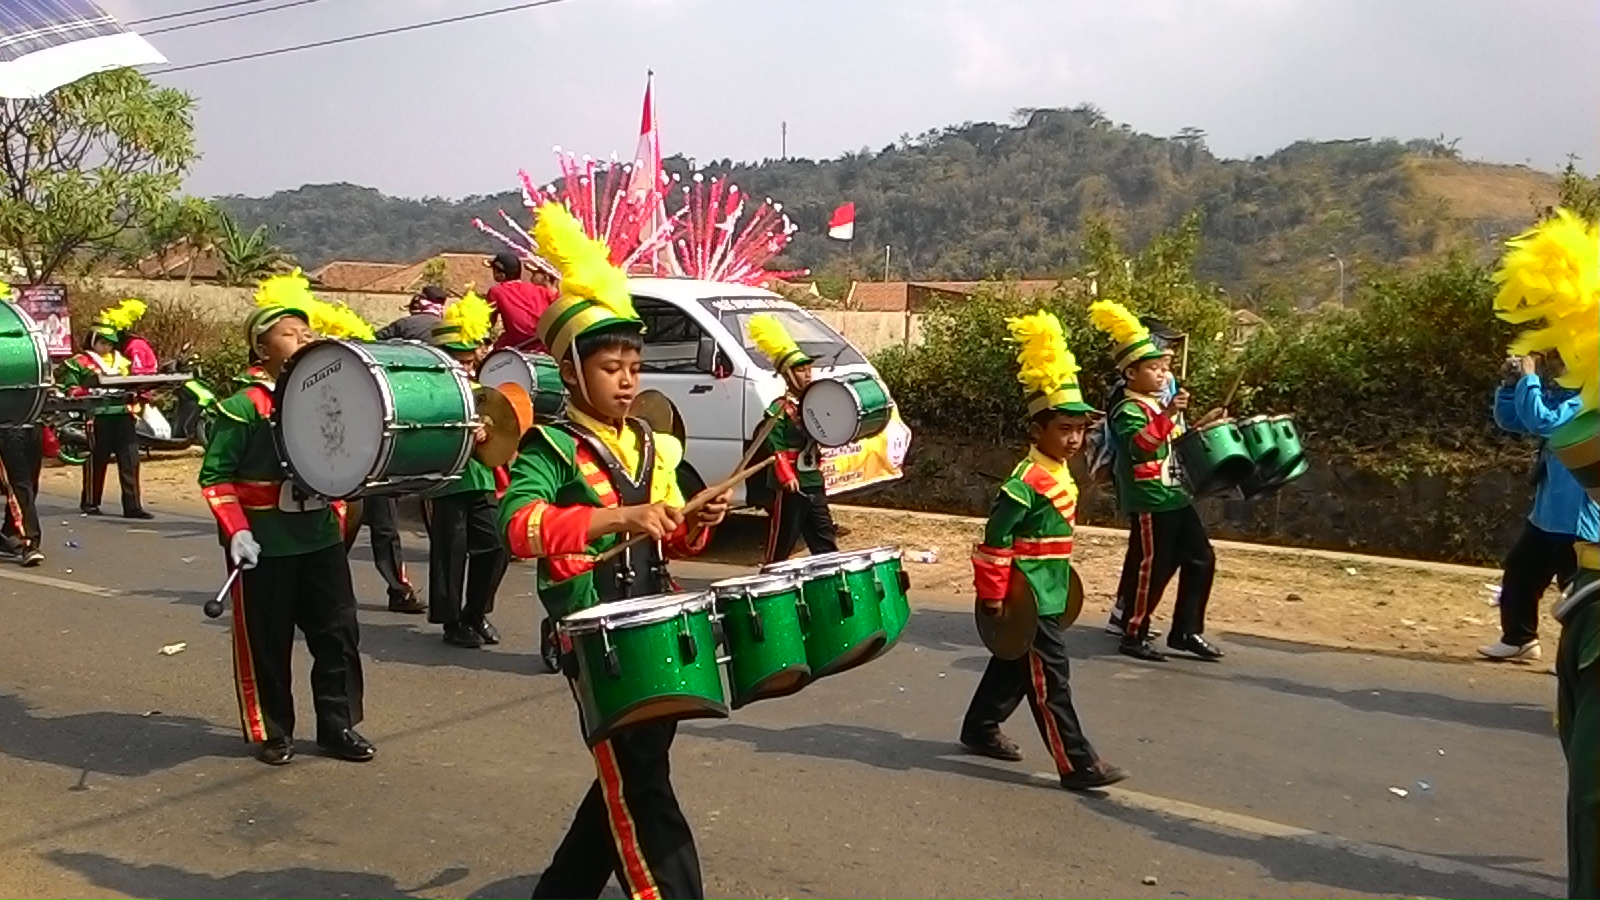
217, 105, 1560, 299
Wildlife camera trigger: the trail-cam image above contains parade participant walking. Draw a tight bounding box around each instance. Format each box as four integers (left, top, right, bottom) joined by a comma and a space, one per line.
1480, 349, 1599, 662
59, 305, 150, 519
424, 293, 506, 648
375, 286, 447, 342
0, 283, 44, 566
750, 313, 839, 563
110, 299, 159, 376
1091, 299, 1224, 663
197, 274, 373, 766
960, 311, 1128, 791
486, 250, 556, 352
499, 203, 730, 899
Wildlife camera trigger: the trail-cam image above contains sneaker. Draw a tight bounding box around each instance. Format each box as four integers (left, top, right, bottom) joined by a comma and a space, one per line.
443, 622, 484, 649
1105, 614, 1160, 639
387, 591, 426, 615
1060, 761, 1129, 792
1478, 640, 1541, 662
959, 730, 1024, 762
1118, 639, 1167, 662
20, 547, 44, 567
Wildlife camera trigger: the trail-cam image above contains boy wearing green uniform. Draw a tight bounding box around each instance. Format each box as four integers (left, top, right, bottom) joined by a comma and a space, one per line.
59, 313, 149, 518
499, 203, 730, 899
425, 295, 507, 649
961, 311, 1128, 791
1091, 300, 1224, 663
1557, 546, 1600, 899
749, 313, 839, 563
197, 276, 372, 766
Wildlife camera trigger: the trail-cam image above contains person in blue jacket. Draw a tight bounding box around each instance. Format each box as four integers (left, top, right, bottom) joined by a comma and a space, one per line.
1480, 350, 1600, 663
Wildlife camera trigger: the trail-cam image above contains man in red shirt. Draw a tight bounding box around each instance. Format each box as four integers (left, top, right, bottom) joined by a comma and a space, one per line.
486, 251, 558, 352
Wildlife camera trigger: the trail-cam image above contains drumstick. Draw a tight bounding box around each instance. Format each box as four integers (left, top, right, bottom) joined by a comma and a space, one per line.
737, 414, 783, 475
593, 457, 777, 565
203, 567, 242, 619
1220, 369, 1247, 411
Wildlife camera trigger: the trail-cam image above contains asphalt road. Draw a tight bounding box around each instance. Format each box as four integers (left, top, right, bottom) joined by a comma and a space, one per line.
0, 494, 1569, 899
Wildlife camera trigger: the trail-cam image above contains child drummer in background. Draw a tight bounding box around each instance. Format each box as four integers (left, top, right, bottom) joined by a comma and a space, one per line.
424, 294, 508, 649
1090, 300, 1224, 663
961, 311, 1128, 790
197, 274, 373, 766
59, 301, 151, 519
498, 203, 730, 899
750, 313, 841, 563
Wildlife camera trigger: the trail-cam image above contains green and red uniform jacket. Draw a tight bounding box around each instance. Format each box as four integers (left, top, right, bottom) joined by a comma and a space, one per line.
197, 370, 347, 557
59, 351, 133, 416
498, 415, 709, 621
762, 396, 825, 491
970, 448, 1080, 617
1109, 391, 1191, 513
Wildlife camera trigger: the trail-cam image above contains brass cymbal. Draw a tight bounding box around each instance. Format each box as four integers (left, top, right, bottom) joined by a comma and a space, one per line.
472, 386, 522, 468
496, 381, 536, 434
630, 389, 684, 442
975, 575, 1038, 661
1062, 568, 1085, 627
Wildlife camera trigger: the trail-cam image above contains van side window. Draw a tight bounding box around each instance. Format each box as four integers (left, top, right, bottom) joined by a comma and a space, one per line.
634, 297, 712, 374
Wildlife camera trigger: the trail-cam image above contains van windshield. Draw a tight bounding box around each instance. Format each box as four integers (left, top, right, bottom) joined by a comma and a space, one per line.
700, 298, 867, 371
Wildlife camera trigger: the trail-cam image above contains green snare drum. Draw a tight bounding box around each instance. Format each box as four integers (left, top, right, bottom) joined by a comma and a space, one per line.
1173, 418, 1253, 497
709, 574, 811, 708
275, 340, 476, 499
765, 551, 887, 677
867, 547, 911, 650
559, 592, 727, 746
801, 372, 895, 448
0, 302, 50, 425
477, 348, 566, 423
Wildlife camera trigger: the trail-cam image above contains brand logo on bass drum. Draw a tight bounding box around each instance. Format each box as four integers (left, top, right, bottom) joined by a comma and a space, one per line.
301, 359, 341, 391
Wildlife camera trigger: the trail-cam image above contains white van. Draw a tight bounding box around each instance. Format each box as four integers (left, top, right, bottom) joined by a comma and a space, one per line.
626, 277, 911, 504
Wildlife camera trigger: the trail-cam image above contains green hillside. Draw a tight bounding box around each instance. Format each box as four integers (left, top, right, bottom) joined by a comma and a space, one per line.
219, 105, 1561, 301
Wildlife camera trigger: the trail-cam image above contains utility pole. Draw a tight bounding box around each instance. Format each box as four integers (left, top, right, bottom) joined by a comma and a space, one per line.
883, 245, 891, 282
1328, 252, 1346, 305
781, 121, 787, 160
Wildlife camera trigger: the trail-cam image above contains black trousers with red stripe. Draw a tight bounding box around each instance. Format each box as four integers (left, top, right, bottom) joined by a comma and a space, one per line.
361, 494, 414, 603
1115, 505, 1215, 641
0, 425, 42, 552
422, 491, 506, 625
532, 720, 703, 899
765, 485, 839, 564
961, 614, 1099, 775
230, 542, 364, 742
81, 413, 141, 513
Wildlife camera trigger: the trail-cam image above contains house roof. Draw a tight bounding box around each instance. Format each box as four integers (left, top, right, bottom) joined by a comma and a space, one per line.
359, 252, 497, 295
112, 239, 223, 280
307, 260, 406, 292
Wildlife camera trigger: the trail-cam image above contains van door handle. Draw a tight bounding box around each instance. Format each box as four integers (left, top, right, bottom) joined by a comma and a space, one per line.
690, 384, 712, 394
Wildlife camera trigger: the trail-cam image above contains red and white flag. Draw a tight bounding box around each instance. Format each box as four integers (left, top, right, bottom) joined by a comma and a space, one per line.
828, 202, 855, 241
630, 71, 680, 275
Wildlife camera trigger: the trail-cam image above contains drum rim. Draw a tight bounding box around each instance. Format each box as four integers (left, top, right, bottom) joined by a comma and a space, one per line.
710, 573, 801, 597
560, 591, 714, 632
762, 548, 877, 575
273, 339, 395, 499
866, 546, 903, 564
800, 376, 867, 448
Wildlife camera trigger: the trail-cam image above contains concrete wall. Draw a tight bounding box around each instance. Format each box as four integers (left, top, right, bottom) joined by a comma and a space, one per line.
813, 311, 924, 356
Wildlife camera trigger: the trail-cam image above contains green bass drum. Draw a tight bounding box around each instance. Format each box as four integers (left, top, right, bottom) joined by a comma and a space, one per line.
800, 372, 895, 448
0, 302, 51, 425
477, 348, 567, 424
709, 574, 812, 708
560, 592, 727, 746
275, 340, 476, 499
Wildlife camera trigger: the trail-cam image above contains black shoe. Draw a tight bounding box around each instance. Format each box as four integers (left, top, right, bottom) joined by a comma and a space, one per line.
387, 592, 426, 615
1118, 639, 1167, 662
540, 621, 561, 673
19, 547, 43, 567
257, 736, 294, 765
80, 505, 102, 516
1168, 633, 1225, 661
443, 622, 484, 648
316, 728, 375, 762
1060, 761, 1129, 792
469, 618, 501, 645
123, 509, 155, 520
960, 730, 1024, 762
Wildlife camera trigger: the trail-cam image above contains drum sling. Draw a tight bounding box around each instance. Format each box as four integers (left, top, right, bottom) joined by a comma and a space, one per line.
562, 420, 670, 602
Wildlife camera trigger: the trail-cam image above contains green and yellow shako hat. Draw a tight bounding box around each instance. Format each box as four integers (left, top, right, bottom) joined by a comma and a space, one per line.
530, 201, 641, 361
748, 312, 812, 372
1089, 299, 1166, 370
1007, 311, 1097, 417
431, 291, 494, 352
85, 297, 148, 346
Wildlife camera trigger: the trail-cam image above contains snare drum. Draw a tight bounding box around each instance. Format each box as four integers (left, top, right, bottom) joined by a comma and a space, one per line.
1237, 415, 1281, 499
765, 551, 887, 677
1172, 418, 1253, 498
478, 348, 566, 423
274, 340, 476, 499
800, 372, 895, 448
709, 574, 811, 708
0, 302, 50, 425
559, 592, 727, 746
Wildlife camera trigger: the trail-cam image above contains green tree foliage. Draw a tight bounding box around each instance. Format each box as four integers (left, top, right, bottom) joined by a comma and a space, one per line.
1554, 160, 1600, 221
216, 212, 290, 285
144, 196, 221, 283
0, 70, 198, 283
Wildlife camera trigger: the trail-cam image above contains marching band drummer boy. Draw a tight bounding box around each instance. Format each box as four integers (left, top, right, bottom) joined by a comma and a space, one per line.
498, 203, 731, 899
197, 274, 373, 766
748, 312, 841, 563
960, 311, 1128, 791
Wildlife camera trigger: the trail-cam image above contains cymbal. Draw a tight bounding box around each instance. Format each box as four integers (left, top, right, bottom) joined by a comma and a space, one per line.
472, 386, 521, 468
630, 389, 684, 442
1062, 568, 1085, 627
496, 381, 535, 434
975, 575, 1038, 661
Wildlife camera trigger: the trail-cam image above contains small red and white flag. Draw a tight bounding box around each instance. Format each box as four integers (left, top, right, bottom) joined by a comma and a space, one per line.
828, 202, 855, 241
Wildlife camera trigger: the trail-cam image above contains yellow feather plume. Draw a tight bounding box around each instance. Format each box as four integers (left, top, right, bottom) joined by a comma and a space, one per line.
99, 298, 147, 331
254, 269, 375, 342
255, 269, 317, 311
1087, 299, 1149, 347
748, 313, 801, 365
531, 201, 635, 321
0, 280, 12, 302
444, 291, 494, 345
1493, 208, 1599, 411
1007, 311, 1079, 396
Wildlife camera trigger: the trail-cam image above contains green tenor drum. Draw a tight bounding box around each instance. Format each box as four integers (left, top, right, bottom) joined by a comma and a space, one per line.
1237, 415, 1281, 499
1173, 419, 1253, 497
765, 551, 887, 677
559, 592, 728, 746
1264, 414, 1308, 488
801, 372, 895, 448
867, 547, 911, 650
709, 574, 812, 708
477, 347, 567, 423
275, 339, 476, 499
1550, 410, 1600, 504
0, 302, 51, 425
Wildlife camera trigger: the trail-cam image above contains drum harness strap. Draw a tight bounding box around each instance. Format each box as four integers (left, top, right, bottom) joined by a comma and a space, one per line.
561, 419, 670, 600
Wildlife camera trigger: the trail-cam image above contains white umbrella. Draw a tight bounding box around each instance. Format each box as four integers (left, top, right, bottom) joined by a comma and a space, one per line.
0, 0, 164, 99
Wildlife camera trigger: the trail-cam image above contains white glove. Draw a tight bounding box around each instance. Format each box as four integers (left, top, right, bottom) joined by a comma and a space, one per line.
229, 530, 261, 570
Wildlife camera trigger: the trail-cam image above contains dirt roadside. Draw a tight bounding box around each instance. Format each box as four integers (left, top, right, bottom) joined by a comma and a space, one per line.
42, 454, 1553, 673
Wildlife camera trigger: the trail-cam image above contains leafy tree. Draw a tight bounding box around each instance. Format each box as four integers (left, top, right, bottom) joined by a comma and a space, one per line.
216, 212, 290, 285
416, 256, 449, 291
144, 196, 221, 284
1554, 159, 1600, 221
0, 69, 197, 283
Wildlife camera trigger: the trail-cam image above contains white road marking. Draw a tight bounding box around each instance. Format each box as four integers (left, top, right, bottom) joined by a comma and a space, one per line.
0, 569, 118, 597
1030, 773, 1564, 895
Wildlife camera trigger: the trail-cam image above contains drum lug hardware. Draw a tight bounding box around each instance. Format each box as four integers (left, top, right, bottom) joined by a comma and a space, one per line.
601, 630, 621, 680
898, 571, 911, 594
678, 612, 698, 663
837, 586, 854, 618
747, 596, 765, 643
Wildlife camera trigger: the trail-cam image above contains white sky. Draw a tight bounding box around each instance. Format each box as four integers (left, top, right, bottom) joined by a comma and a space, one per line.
101, 0, 1600, 199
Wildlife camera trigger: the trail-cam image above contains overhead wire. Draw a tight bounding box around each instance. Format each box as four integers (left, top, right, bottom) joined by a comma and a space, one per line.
154, 0, 582, 74
140, 0, 336, 36
124, 0, 277, 27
